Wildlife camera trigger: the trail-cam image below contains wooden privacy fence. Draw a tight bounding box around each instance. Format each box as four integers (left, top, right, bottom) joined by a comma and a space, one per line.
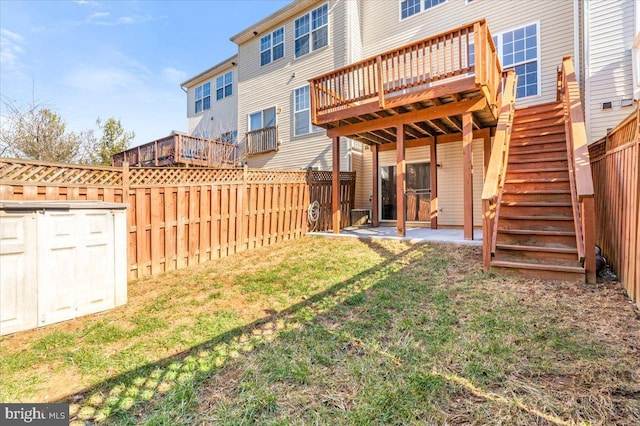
0, 159, 355, 280
589, 107, 640, 308
310, 171, 356, 231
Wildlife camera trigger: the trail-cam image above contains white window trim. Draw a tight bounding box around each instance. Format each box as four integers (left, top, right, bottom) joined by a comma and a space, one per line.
399, 0, 447, 22
493, 21, 542, 100
293, 84, 322, 136
247, 106, 278, 132
194, 81, 211, 114
260, 27, 285, 67
294, 3, 330, 59
216, 71, 233, 101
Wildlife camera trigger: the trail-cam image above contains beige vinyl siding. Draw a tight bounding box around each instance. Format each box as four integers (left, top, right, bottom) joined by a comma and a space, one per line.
361, 0, 576, 107
237, 0, 350, 171
347, 0, 364, 63
353, 145, 373, 210
584, 0, 635, 142
186, 68, 238, 140
435, 140, 484, 227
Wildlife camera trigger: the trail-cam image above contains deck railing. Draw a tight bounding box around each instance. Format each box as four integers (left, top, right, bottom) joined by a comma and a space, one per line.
246, 126, 278, 156
481, 69, 517, 270
309, 19, 501, 123
559, 56, 596, 283
112, 134, 237, 168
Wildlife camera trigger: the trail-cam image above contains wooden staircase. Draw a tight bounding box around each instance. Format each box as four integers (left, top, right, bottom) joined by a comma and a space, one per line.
490, 101, 586, 281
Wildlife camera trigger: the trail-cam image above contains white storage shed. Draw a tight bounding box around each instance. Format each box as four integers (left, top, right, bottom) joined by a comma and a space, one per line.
0, 201, 127, 336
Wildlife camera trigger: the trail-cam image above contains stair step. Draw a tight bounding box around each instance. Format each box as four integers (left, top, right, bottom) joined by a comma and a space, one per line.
507, 167, 569, 174
498, 229, 575, 236
502, 189, 571, 195
510, 134, 566, 145
505, 177, 570, 184
514, 102, 564, 117
496, 244, 578, 254
512, 127, 565, 139
512, 112, 565, 125
509, 146, 567, 156
508, 156, 567, 165
500, 215, 573, 221
501, 201, 572, 207
491, 260, 584, 273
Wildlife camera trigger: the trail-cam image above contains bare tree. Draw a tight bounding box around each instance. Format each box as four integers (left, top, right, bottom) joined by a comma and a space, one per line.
0, 98, 88, 163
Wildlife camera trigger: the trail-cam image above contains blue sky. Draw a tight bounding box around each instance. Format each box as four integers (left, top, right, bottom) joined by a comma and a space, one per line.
0, 0, 290, 147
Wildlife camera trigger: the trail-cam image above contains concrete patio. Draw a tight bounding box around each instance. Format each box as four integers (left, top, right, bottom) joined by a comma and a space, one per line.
309, 226, 483, 246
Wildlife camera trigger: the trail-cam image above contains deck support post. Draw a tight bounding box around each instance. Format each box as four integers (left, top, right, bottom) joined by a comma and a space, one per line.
397, 125, 406, 237
372, 144, 379, 227
332, 136, 341, 234
483, 127, 492, 177
430, 137, 438, 230
463, 112, 474, 240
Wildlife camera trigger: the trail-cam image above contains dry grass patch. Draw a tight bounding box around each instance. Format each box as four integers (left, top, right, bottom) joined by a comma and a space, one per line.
1, 237, 638, 425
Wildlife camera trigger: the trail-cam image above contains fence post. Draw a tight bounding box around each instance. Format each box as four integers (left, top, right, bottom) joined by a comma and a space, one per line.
122, 161, 130, 205
240, 163, 248, 251
305, 168, 313, 233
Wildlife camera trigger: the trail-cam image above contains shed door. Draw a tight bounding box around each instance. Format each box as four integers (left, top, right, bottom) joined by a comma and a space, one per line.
37, 211, 81, 326
37, 210, 116, 326
0, 212, 38, 335
79, 211, 116, 316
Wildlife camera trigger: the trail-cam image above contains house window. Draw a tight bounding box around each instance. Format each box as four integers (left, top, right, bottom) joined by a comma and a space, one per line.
260, 27, 284, 66
400, 0, 446, 20
220, 131, 237, 143
195, 82, 211, 114
294, 85, 322, 136
295, 4, 328, 58
494, 23, 539, 98
249, 107, 276, 132
216, 71, 233, 100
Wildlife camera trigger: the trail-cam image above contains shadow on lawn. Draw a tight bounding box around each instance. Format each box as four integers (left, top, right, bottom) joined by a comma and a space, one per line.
64, 240, 425, 423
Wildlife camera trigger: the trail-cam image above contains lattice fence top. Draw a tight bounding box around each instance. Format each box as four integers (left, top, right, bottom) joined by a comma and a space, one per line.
246, 169, 308, 184
312, 171, 356, 182
1, 158, 355, 188
0, 158, 122, 186
129, 167, 244, 186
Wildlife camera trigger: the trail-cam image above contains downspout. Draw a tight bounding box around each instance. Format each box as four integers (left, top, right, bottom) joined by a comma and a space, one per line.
582, 0, 591, 142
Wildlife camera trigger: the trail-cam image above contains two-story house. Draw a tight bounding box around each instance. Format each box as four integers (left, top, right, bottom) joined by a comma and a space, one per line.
181, 0, 637, 281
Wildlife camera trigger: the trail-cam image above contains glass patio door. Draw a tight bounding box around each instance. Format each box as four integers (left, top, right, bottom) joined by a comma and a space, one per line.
380, 163, 430, 222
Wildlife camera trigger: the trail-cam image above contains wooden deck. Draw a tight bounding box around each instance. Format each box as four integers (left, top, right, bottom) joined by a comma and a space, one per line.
309, 20, 502, 144
112, 133, 237, 168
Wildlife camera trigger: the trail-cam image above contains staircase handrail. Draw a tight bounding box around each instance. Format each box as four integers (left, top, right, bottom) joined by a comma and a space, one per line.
559, 55, 596, 283
481, 69, 517, 269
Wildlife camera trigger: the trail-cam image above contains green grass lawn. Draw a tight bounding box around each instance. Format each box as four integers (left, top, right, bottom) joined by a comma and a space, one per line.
1, 237, 638, 425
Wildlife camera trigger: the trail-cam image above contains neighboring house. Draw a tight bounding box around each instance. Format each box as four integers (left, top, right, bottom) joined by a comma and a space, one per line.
181, 55, 238, 144
182, 0, 637, 228
581, 0, 638, 142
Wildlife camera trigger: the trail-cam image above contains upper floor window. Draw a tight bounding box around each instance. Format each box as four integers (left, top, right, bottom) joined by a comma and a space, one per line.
216, 71, 233, 100
249, 106, 276, 132
295, 4, 328, 58
401, 0, 446, 20
494, 23, 539, 98
294, 85, 321, 136
195, 82, 211, 114
220, 130, 237, 144
260, 27, 285, 66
